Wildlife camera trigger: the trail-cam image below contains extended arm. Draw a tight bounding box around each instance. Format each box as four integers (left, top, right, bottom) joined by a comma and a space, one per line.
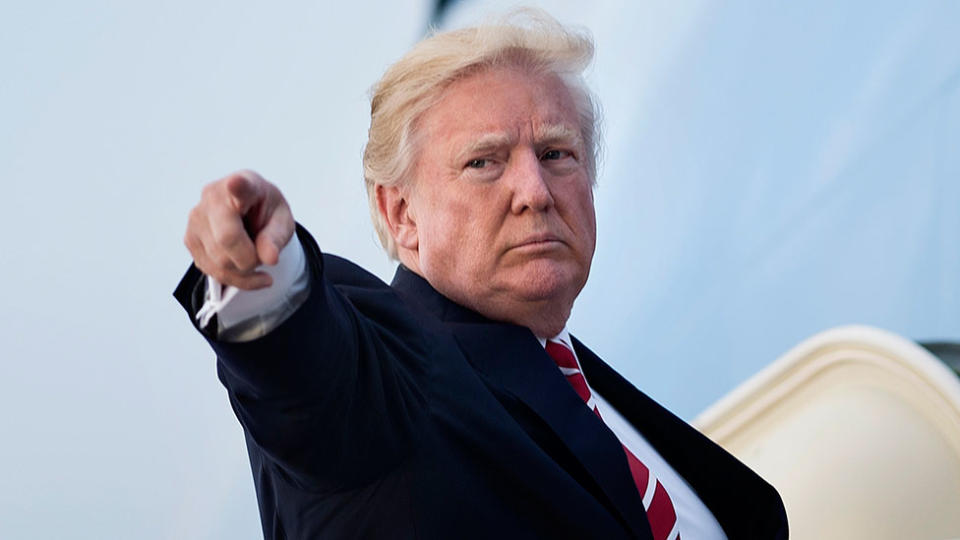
177, 172, 427, 489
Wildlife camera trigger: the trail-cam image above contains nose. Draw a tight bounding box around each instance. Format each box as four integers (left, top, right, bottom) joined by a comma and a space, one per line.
509, 150, 555, 214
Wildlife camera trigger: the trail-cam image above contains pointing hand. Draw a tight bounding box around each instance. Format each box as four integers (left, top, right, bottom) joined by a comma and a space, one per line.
183, 170, 295, 290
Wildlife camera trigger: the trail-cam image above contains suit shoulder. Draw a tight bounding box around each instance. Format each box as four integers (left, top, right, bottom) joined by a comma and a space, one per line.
295, 223, 392, 291
321, 252, 392, 290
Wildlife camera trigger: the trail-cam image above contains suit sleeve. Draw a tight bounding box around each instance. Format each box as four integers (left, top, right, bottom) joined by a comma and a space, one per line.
174, 224, 429, 490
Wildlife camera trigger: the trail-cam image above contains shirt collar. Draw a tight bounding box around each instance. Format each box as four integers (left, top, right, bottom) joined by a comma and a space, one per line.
536, 327, 574, 353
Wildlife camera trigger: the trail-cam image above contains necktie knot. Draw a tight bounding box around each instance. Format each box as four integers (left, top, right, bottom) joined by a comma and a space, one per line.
545, 340, 578, 370
546, 340, 593, 404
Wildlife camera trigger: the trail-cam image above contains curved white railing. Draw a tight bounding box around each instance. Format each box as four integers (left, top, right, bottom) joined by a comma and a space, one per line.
694, 325, 960, 540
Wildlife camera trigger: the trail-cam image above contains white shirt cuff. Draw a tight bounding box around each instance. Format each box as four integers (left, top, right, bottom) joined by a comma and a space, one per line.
195, 234, 309, 339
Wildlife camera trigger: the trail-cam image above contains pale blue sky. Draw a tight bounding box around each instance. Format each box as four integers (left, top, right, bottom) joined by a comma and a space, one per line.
1, 1, 957, 538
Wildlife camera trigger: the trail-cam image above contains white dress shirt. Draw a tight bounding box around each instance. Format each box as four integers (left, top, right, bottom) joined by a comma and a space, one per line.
198, 241, 726, 539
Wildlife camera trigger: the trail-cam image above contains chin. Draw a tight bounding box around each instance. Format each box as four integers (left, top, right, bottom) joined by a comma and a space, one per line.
509, 260, 586, 302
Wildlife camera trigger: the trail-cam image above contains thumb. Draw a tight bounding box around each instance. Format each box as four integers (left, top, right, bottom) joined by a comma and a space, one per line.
255, 203, 294, 266
225, 170, 265, 215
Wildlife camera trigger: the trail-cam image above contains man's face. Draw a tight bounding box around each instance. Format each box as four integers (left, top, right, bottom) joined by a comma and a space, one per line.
404, 66, 596, 330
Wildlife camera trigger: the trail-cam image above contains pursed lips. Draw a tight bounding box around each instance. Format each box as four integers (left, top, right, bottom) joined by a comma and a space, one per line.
509, 233, 565, 251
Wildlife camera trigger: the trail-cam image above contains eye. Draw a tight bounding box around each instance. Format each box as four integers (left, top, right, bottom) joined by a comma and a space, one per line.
541, 149, 572, 161
466, 158, 489, 169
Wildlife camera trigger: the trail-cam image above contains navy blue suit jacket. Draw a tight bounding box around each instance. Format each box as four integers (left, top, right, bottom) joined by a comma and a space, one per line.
175, 226, 787, 539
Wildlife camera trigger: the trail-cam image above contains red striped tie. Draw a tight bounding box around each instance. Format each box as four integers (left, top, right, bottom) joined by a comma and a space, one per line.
546, 340, 681, 540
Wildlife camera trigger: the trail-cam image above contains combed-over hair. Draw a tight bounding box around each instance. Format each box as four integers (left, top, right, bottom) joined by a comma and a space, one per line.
362, 10, 601, 259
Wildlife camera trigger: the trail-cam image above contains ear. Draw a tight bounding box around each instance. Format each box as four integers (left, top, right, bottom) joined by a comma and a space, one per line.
375, 183, 419, 251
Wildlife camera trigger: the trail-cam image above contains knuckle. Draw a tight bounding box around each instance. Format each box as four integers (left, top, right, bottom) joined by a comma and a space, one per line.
235, 256, 257, 273
183, 235, 205, 260
192, 255, 213, 275
212, 252, 235, 271
187, 205, 202, 224
212, 227, 241, 247
231, 257, 253, 273
202, 178, 228, 200
237, 168, 263, 184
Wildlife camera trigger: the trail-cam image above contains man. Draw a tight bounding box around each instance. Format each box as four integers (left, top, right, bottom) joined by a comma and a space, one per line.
176, 13, 787, 540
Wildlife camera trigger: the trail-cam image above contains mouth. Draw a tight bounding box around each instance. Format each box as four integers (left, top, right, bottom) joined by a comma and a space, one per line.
510, 234, 565, 252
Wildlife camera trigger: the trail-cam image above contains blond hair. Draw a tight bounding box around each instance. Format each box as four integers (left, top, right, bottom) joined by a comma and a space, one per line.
362, 10, 601, 258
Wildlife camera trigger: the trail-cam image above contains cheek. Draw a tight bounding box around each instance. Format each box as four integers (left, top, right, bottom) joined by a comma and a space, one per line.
563, 183, 597, 237
417, 197, 472, 266
434, 210, 499, 277
584, 200, 597, 241
415, 178, 508, 270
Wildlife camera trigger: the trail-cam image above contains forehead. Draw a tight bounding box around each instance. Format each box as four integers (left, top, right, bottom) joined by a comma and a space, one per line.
418, 66, 581, 148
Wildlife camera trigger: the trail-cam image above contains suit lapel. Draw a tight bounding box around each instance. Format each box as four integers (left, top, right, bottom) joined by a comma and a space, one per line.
449, 322, 652, 540
574, 337, 788, 539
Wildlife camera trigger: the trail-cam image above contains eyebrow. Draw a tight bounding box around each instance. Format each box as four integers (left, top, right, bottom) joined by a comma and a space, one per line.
459, 133, 515, 158
534, 123, 582, 147
457, 124, 583, 160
